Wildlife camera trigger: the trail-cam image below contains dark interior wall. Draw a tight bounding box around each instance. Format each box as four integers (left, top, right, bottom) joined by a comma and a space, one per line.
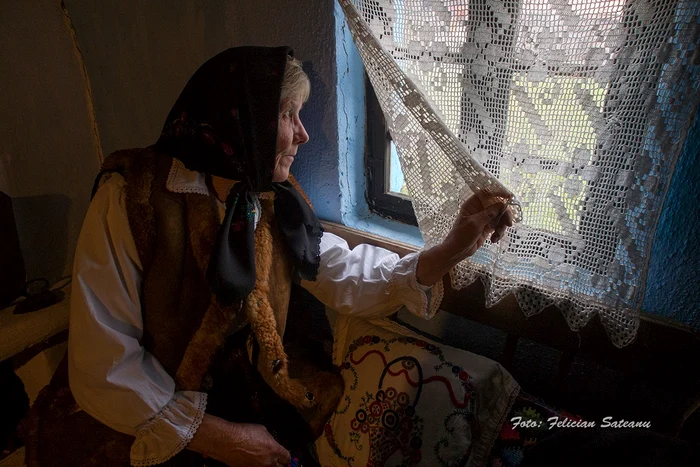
62, 0, 242, 156
64, 0, 341, 221
0, 0, 100, 284
0, 0, 341, 286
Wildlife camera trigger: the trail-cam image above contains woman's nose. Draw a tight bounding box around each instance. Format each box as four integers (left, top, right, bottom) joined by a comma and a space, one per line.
295, 119, 309, 145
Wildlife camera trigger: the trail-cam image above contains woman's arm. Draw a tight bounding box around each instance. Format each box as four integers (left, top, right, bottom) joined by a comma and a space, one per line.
72, 174, 290, 467
300, 195, 511, 320
301, 233, 442, 319
69, 176, 206, 465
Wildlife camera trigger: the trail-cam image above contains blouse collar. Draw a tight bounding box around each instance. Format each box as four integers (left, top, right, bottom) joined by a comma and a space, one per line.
166, 158, 262, 228
166, 158, 210, 195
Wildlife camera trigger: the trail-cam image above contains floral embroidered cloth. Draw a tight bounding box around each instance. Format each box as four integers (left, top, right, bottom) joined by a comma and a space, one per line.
317, 316, 520, 467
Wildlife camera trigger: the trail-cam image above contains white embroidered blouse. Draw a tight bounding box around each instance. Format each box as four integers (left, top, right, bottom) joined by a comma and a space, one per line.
68, 159, 444, 466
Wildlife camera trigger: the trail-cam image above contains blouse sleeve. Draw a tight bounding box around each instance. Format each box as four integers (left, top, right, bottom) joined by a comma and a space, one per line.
68, 174, 207, 467
300, 231, 443, 319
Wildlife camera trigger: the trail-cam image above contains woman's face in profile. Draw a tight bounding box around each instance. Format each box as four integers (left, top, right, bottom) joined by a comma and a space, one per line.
273, 96, 309, 182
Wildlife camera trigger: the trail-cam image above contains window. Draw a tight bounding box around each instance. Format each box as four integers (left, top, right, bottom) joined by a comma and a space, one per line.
365, 76, 417, 225
343, 0, 700, 347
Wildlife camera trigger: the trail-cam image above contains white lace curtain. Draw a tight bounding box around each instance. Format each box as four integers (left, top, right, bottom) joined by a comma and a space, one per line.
339, 0, 700, 347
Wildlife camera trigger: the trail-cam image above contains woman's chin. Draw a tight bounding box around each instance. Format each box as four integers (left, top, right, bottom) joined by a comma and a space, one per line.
272, 172, 290, 183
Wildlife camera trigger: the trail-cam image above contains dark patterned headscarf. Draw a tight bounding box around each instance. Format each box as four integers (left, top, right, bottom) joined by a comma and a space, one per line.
155, 46, 322, 304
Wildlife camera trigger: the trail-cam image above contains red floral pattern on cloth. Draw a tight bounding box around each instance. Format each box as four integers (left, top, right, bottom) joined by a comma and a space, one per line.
322, 334, 478, 467
318, 316, 519, 467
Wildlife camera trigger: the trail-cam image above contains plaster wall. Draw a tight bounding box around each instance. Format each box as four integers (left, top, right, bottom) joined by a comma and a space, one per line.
644, 113, 700, 328
63, 0, 342, 222
0, 0, 100, 284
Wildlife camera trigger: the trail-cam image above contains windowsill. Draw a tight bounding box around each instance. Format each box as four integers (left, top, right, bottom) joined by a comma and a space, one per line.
321, 220, 419, 256
336, 209, 424, 248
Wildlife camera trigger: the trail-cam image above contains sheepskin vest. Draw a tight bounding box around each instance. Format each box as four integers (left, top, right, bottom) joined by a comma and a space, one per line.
25, 148, 342, 467
99, 148, 294, 388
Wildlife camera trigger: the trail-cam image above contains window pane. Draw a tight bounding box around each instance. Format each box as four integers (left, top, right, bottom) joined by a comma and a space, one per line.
387, 140, 409, 196
501, 75, 607, 235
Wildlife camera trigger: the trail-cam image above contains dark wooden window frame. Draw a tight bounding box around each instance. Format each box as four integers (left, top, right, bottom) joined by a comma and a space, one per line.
364, 76, 418, 226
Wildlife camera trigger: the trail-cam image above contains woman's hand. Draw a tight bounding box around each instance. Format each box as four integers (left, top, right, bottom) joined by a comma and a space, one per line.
188, 414, 291, 467
443, 192, 514, 258
415, 193, 514, 287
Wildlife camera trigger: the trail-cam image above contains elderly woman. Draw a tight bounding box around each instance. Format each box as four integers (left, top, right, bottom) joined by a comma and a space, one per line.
47, 47, 511, 467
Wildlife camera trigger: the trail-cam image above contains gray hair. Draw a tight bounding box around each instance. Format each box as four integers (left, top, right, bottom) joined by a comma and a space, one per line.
281, 55, 310, 103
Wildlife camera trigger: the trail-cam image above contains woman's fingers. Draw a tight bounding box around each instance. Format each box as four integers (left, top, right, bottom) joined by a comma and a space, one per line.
503, 207, 514, 227
445, 192, 515, 260
459, 190, 513, 222
460, 192, 504, 214
491, 229, 504, 244
490, 207, 514, 243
